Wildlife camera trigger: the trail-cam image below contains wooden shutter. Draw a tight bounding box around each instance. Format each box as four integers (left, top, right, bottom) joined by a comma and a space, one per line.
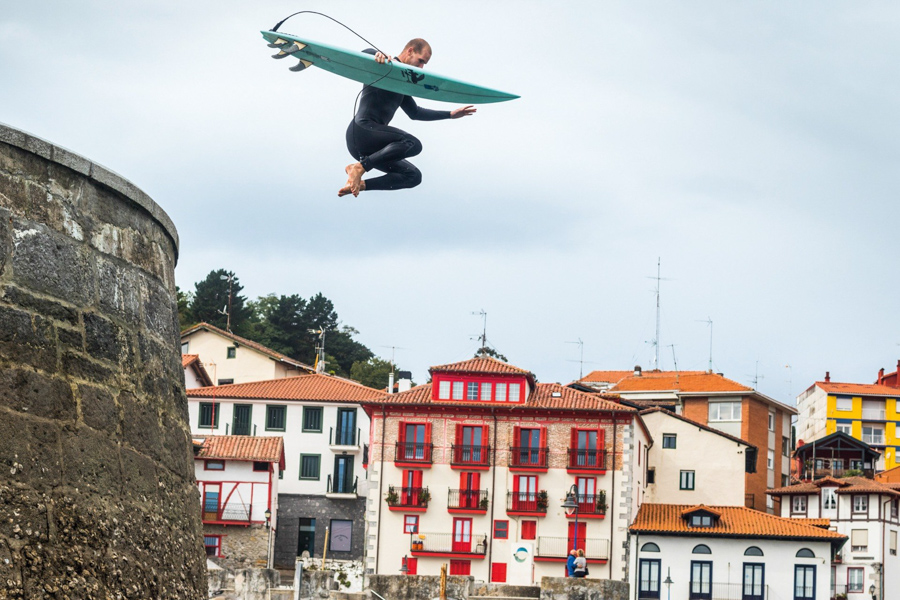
491, 563, 507, 583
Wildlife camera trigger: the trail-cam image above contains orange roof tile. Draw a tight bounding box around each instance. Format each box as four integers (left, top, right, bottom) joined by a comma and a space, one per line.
182, 353, 213, 387
580, 371, 635, 385
639, 407, 753, 448
630, 504, 847, 542
182, 353, 200, 368
611, 371, 752, 393
816, 382, 900, 397
430, 356, 533, 376
181, 322, 314, 372
768, 476, 900, 497
186, 373, 383, 402
793, 518, 831, 529
196, 435, 284, 464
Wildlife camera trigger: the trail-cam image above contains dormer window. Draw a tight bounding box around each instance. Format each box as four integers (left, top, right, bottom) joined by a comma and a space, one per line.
509, 383, 521, 402
452, 381, 464, 400
682, 507, 720, 528
690, 514, 713, 527
439, 381, 451, 399
496, 384, 507, 402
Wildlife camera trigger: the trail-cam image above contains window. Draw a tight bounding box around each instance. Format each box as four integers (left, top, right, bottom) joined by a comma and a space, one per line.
265, 405, 286, 431
204, 535, 222, 556
794, 565, 815, 600
467, 381, 478, 400
641, 542, 660, 552
438, 381, 451, 399
521, 520, 536, 540
199, 402, 220, 429
493, 521, 509, 539
891, 530, 897, 556
329, 519, 352, 552
452, 381, 463, 400
836, 423, 851, 435
639, 559, 661, 599
766, 495, 773, 510
253, 461, 269, 472
744, 546, 763, 556
781, 475, 790, 487
768, 412, 775, 431
692, 544, 711, 554
662, 434, 677, 449
300, 455, 320, 480
449, 560, 470, 576
862, 425, 883, 445
689, 561, 712, 600
690, 514, 713, 527
491, 562, 507, 583
509, 383, 521, 402
181, 341, 189, 354
481, 382, 492, 401
767, 450, 774, 470
743, 563, 764, 600
822, 487, 837, 510
853, 495, 868, 513
782, 436, 791, 457
680, 471, 695, 490
204, 460, 224, 470
795, 548, 814, 558
335, 408, 357, 445
847, 568, 863, 592
232, 404, 252, 435
278, 469, 283, 480
893, 500, 899, 520
792, 496, 807, 513
851, 529, 868, 552
403, 515, 419, 534
496, 383, 507, 402
302, 407, 323, 432
226, 346, 236, 359
647, 468, 656, 484
836, 397, 852, 411
217, 378, 234, 385
708, 401, 741, 422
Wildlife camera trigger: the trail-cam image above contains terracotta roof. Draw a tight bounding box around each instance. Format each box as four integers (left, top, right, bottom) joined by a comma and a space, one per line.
816, 381, 900, 397
185, 373, 383, 402
793, 518, 831, 529
768, 476, 900, 497
195, 435, 285, 466
181, 322, 314, 372
182, 354, 213, 387
365, 382, 635, 413
609, 371, 752, 393
681, 505, 722, 518
182, 353, 200, 368
630, 504, 847, 543
639, 407, 754, 448
579, 371, 635, 385
430, 356, 533, 376
835, 476, 900, 497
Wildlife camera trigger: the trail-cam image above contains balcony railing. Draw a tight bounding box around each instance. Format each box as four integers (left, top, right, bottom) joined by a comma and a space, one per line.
861, 409, 886, 421
506, 491, 548, 514
700, 582, 768, 600
567, 448, 608, 471
801, 466, 875, 480
508, 446, 549, 469
386, 485, 430, 509
451, 444, 491, 467
330, 426, 360, 447
831, 584, 848, 599
862, 434, 885, 445
202, 503, 251, 523
535, 536, 608, 561
448, 489, 489, 511
395, 442, 434, 464
565, 493, 607, 516
410, 532, 488, 555
326, 474, 358, 495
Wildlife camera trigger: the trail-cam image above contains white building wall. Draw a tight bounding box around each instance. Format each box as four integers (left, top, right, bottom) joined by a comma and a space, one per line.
184, 365, 205, 389
182, 330, 304, 384
195, 459, 274, 523
796, 386, 828, 443
642, 411, 746, 506
628, 534, 832, 600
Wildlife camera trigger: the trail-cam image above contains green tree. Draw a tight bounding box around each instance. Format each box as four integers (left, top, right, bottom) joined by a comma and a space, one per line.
327, 326, 374, 376
176, 286, 194, 330
350, 357, 401, 390
189, 269, 254, 335
475, 346, 508, 362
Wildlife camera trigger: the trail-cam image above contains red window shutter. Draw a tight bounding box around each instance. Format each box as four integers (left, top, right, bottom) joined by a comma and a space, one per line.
449, 560, 471, 576
491, 562, 507, 583
521, 520, 536, 540
481, 424, 489, 446
407, 557, 418, 575
598, 428, 605, 450
425, 422, 432, 443
513, 426, 521, 449
413, 470, 423, 488
398, 422, 407, 444
471, 472, 480, 490
571, 427, 579, 449
455, 423, 464, 446
512, 476, 520, 494
540, 427, 548, 448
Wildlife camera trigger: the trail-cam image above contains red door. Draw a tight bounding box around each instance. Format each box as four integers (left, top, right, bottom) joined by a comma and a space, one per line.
452, 518, 472, 552
460, 472, 481, 508
577, 477, 596, 513
568, 521, 587, 553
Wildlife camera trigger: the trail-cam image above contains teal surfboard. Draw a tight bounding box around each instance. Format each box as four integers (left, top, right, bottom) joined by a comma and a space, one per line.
261, 30, 519, 104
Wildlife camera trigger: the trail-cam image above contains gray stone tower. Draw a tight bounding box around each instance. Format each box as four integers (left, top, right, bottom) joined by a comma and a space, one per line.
0, 123, 206, 598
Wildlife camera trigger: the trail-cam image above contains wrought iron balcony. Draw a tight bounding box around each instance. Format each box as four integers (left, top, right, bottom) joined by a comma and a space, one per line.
409, 532, 488, 556
448, 489, 489, 511
394, 442, 434, 464
564, 493, 607, 517
386, 485, 430, 509
202, 503, 251, 524
508, 446, 549, 469
450, 444, 491, 467
326, 474, 358, 496
506, 491, 548, 514
535, 536, 608, 561
567, 448, 608, 471
329, 426, 361, 449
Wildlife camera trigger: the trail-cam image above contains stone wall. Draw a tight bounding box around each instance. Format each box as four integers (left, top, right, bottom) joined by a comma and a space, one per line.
207, 523, 271, 570
275, 495, 366, 568
539, 577, 628, 600
0, 122, 206, 598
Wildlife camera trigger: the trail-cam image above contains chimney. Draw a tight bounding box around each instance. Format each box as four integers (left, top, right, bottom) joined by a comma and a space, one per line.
388, 371, 395, 394
397, 370, 412, 393
879, 368, 885, 383
634, 365, 642, 377
825, 371, 830, 382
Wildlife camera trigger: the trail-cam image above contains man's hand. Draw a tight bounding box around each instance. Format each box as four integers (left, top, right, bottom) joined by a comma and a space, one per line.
374, 51, 392, 64
450, 105, 477, 119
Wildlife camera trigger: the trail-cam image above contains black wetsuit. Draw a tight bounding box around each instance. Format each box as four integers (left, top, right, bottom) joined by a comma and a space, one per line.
345, 49, 452, 191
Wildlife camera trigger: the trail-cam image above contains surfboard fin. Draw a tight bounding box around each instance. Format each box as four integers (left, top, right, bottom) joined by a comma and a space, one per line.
272, 42, 307, 59
267, 39, 291, 49
289, 59, 313, 72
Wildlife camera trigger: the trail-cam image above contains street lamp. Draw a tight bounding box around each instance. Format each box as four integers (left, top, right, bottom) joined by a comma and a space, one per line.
870, 584, 876, 600
561, 484, 580, 552
400, 555, 409, 575
264, 508, 272, 528
663, 569, 673, 600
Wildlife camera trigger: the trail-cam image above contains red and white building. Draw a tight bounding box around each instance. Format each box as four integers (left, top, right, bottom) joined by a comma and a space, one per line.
195, 435, 285, 568
361, 356, 651, 584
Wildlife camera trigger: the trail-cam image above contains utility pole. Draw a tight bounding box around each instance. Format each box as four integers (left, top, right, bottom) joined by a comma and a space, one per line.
219, 273, 234, 332
472, 309, 488, 353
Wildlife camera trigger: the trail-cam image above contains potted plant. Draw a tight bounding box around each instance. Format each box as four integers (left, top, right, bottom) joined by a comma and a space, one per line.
479, 496, 490, 510
418, 489, 431, 505
536, 490, 549, 511
385, 488, 399, 505
596, 490, 607, 514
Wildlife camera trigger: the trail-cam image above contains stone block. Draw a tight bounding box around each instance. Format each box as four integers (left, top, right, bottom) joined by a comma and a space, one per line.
60, 350, 115, 383
119, 446, 159, 499
97, 258, 142, 325
78, 384, 118, 434
50, 144, 92, 177
0, 367, 75, 421
9, 223, 96, 306
119, 391, 162, 459
61, 426, 122, 492
56, 325, 83, 351
0, 285, 79, 326
84, 311, 127, 363
539, 577, 629, 600
0, 207, 11, 276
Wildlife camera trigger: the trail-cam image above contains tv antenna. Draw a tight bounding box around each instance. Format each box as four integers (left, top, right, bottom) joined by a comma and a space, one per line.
748, 360, 764, 389
566, 338, 585, 379
379, 345, 408, 375
310, 328, 326, 373
646, 258, 673, 370
472, 309, 488, 353
696, 317, 713, 372
668, 344, 679, 375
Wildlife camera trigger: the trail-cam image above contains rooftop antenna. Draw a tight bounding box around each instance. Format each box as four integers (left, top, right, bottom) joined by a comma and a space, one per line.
566, 338, 585, 379
696, 317, 713, 372
668, 344, 679, 381
471, 309, 488, 354
379, 345, 408, 376
785, 364, 793, 402
310, 328, 326, 373
646, 258, 673, 370
749, 360, 764, 389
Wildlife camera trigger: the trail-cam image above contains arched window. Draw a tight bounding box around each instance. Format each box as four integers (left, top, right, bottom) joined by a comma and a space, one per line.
796, 548, 815, 558
744, 546, 764, 556
641, 542, 660, 552
692, 544, 712, 554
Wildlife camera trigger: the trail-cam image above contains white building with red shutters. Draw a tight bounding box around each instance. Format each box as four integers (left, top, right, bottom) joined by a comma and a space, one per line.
361, 356, 651, 584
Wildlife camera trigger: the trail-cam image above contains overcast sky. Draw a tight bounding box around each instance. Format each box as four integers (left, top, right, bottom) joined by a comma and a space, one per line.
3, 1, 899, 403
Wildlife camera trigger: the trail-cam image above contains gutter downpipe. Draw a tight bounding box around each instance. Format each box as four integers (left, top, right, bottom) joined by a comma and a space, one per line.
375, 404, 386, 574
487, 408, 498, 570
611, 418, 618, 579
882, 495, 890, 600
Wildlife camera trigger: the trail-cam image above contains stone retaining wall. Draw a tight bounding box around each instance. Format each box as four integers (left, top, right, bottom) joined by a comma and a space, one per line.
0, 122, 206, 598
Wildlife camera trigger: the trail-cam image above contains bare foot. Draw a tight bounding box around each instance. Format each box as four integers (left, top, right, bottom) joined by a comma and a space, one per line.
338, 163, 366, 197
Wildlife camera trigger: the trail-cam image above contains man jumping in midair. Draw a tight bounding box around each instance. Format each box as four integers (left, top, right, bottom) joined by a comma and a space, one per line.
339, 39, 476, 197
